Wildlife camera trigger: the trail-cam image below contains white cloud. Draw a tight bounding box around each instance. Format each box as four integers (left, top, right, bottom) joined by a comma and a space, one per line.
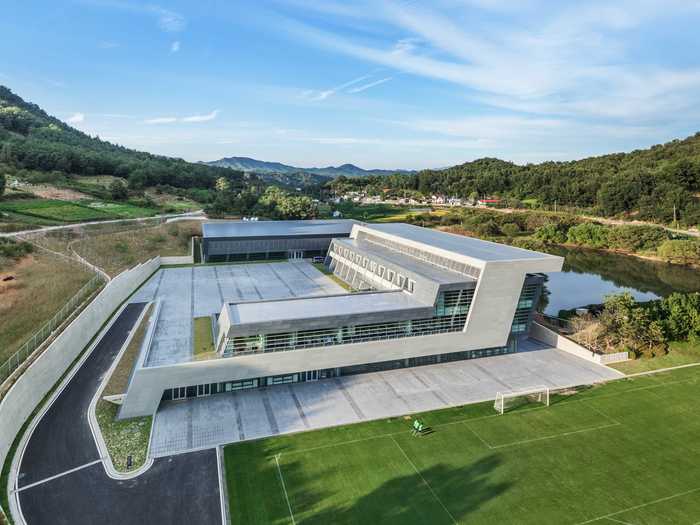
144, 110, 219, 124
98, 40, 120, 49
148, 5, 186, 32
347, 77, 392, 93
87, 2, 186, 32
303, 74, 371, 101
144, 117, 178, 124
67, 113, 85, 124
182, 110, 219, 122
170, 41, 181, 53
281, 1, 700, 123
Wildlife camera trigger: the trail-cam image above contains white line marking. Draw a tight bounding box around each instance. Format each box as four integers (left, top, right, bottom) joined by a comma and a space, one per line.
605, 517, 636, 525
14, 460, 103, 493
274, 454, 296, 525
390, 437, 458, 525
465, 425, 493, 449
481, 422, 621, 450
573, 486, 700, 525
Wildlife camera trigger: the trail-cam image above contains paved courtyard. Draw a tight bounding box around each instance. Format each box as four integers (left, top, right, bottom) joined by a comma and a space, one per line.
149, 339, 622, 457
130, 262, 345, 366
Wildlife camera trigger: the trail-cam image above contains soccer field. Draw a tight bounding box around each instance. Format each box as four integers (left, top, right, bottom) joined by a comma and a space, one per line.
223, 366, 700, 525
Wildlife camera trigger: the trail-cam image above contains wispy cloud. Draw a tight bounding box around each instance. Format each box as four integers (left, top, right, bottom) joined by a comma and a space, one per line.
281, 1, 700, 123
303, 74, 371, 101
67, 113, 85, 124
149, 6, 186, 32
85, 1, 186, 32
98, 40, 120, 49
144, 117, 178, 124
347, 77, 392, 93
170, 40, 181, 53
182, 110, 219, 122
144, 110, 219, 124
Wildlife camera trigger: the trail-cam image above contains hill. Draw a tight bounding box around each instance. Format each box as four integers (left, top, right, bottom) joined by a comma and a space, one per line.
207, 156, 414, 178
332, 139, 700, 226
0, 85, 254, 196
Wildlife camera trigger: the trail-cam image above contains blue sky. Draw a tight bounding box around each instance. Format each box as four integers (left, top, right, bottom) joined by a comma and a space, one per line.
2, 0, 700, 169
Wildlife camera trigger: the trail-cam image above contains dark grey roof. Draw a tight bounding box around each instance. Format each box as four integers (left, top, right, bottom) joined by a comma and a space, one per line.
363, 223, 558, 262
202, 220, 357, 239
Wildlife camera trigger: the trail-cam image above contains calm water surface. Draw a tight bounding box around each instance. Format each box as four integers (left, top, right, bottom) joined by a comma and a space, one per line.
542, 247, 700, 316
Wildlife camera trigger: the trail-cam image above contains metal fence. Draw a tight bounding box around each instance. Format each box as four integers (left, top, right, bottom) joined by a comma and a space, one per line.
0, 273, 104, 384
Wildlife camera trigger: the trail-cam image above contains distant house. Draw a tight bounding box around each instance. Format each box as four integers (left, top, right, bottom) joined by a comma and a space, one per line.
478, 198, 501, 207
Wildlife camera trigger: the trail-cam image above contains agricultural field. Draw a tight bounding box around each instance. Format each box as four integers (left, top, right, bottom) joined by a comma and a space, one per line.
0, 198, 160, 223
225, 366, 700, 524
0, 251, 93, 363
71, 220, 202, 276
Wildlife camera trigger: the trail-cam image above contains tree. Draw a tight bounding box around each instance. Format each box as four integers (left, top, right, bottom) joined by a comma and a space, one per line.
0, 172, 5, 198
109, 179, 128, 201
215, 177, 231, 192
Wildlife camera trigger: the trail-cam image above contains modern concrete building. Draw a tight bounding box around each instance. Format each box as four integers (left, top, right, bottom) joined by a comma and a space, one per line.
200, 219, 356, 262
119, 220, 563, 418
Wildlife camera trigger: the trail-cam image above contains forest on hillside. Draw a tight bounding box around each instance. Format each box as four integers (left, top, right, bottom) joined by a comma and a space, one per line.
0, 85, 255, 202
329, 140, 700, 227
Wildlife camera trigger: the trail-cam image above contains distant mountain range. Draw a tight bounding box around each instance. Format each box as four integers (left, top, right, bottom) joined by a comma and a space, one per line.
206, 156, 415, 178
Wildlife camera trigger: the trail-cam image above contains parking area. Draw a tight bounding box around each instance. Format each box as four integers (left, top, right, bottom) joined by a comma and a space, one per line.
130, 262, 345, 366
149, 339, 622, 457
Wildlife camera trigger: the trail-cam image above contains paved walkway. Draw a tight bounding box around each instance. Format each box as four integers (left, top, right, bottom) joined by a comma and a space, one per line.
149, 340, 621, 457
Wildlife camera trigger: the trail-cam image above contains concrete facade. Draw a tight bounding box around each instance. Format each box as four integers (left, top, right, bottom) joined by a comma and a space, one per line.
118, 222, 564, 418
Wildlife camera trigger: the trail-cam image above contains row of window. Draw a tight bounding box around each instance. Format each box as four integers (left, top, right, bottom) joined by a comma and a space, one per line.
510, 282, 541, 334
223, 313, 469, 355
164, 342, 519, 401
330, 243, 416, 292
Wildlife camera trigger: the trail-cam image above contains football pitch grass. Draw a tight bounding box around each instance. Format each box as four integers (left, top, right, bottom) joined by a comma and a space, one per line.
223, 366, 700, 525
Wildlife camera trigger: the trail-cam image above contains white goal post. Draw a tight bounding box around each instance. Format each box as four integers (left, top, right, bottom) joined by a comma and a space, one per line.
494, 385, 550, 415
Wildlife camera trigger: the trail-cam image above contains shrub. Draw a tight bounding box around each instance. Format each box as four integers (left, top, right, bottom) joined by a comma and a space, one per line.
566, 222, 610, 248
476, 220, 501, 236
501, 222, 521, 237
534, 223, 567, 244
607, 225, 669, 252
657, 239, 700, 265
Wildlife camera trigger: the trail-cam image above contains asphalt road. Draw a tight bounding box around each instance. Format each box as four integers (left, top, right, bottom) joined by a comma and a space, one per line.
16, 303, 222, 525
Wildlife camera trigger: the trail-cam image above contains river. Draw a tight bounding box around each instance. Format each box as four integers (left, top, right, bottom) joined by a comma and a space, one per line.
542, 247, 700, 316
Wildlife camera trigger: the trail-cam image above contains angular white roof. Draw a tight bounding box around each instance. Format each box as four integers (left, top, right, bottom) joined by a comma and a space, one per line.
362, 223, 559, 263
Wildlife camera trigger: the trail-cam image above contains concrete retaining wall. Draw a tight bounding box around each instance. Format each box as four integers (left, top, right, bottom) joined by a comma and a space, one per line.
531, 322, 629, 365
0, 257, 160, 478
160, 255, 193, 265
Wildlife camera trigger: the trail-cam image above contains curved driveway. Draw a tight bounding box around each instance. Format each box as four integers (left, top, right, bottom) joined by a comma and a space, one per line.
13, 303, 222, 525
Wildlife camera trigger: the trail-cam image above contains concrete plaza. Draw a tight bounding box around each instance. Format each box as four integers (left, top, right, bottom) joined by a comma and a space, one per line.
130, 262, 345, 366
149, 339, 622, 457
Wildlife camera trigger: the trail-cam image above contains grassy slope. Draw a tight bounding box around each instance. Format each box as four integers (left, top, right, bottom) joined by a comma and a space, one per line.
611, 340, 700, 374
72, 220, 201, 276
225, 366, 700, 525
0, 253, 92, 363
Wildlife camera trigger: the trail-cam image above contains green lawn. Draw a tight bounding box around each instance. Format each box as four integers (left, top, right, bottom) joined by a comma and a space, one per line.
193, 316, 217, 360
224, 366, 700, 524
611, 340, 700, 374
